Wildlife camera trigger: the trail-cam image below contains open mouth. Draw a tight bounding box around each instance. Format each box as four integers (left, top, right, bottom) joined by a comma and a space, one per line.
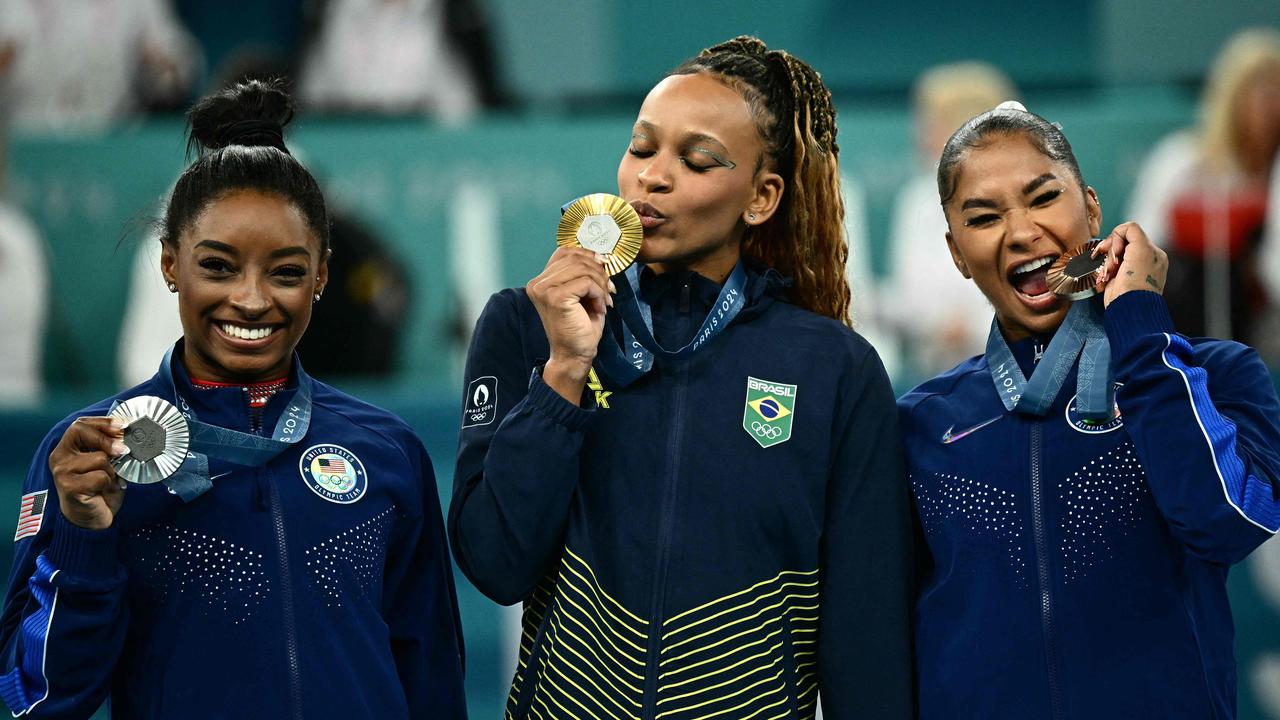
217, 322, 280, 342
1008, 256, 1055, 299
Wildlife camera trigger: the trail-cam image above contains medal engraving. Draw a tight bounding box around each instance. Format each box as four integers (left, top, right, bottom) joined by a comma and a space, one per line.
557, 193, 643, 276
1047, 239, 1104, 301
124, 417, 166, 463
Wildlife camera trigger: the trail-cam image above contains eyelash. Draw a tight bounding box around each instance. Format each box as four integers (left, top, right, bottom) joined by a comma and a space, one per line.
963, 189, 1065, 227
627, 147, 715, 173
196, 259, 307, 281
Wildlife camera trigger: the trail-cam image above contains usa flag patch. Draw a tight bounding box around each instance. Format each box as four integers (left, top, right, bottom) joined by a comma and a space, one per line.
14, 491, 47, 541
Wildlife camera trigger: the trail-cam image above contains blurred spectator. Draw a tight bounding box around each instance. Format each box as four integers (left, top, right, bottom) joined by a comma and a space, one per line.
885, 61, 1016, 379
0, 0, 197, 132
118, 202, 409, 387
299, 0, 502, 122
0, 126, 48, 406
1127, 28, 1280, 346
843, 175, 902, 384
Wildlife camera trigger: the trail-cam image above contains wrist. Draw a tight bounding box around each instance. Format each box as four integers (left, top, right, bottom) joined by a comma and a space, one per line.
543, 355, 593, 404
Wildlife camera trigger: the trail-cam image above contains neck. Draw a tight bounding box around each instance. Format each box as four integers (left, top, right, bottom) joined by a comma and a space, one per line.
647, 247, 740, 285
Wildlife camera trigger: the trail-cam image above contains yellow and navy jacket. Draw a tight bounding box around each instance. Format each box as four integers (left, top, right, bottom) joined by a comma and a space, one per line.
899, 291, 1280, 719
451, 264, 913, 720
0, 353, 466, 719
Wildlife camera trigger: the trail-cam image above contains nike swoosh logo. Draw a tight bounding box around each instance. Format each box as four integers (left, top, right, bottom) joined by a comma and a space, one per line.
209, 471, 232, 481
940, 415, 1004, 444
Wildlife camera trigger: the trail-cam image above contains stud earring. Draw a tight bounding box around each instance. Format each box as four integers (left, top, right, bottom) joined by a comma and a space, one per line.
166, 282, 177, 293
748, 212, 757, 222
313, 293, 322, 303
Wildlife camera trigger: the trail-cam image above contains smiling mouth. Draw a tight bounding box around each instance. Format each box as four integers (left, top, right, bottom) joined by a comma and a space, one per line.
217, 323, 279, 341
1008, 256, 1055, 299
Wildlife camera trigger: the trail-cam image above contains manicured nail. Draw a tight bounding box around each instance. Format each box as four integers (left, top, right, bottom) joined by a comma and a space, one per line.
595, 253, 608, 264
110, 419, 126, 431
608, 280, 617, 294
111, 440, 129, 457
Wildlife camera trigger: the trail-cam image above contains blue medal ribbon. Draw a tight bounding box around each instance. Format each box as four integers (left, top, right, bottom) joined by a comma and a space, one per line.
986, 298, 1113, 420
559, 197, 749, 387
152, 346, 313, 501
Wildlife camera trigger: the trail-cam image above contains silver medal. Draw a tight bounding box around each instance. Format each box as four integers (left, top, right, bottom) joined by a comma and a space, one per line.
110, 396, 190, 484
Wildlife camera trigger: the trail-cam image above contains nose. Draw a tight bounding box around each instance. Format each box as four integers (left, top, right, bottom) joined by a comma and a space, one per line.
229, 273, 271, 317
1005, 208, 1043, 252
636, 153, 673, 193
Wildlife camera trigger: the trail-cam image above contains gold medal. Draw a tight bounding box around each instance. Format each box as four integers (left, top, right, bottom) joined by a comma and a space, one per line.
1047, 239, 1105, 301
557, 193, 643, 276
110, 395, 190, 484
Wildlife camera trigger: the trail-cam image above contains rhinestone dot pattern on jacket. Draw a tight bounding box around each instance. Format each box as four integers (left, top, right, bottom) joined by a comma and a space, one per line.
304, 506, 396, 607
129, 525, 270, 624
1058, 442, 1148, 583
912, 472, 1027, 586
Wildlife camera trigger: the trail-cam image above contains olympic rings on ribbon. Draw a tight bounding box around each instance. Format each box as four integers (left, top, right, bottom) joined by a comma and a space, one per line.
751, 421, 783, 439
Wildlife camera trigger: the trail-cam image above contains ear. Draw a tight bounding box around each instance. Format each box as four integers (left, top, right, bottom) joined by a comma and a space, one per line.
160, 242, 178, 287
945, 231, 972, 279
1084, 186, 1102, 237
743, 171, 785, 226
315, 248, 332, 297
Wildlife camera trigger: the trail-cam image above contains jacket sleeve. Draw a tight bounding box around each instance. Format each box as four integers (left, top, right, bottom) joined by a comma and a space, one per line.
383, 438, 467, 719
0, 423, 128, 718
817, 347, 914, 719
1106, 290, 1280, 565
448, 291, 594, 605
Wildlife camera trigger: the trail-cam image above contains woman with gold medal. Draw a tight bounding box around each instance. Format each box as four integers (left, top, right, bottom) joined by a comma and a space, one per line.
451, 37, 912, 719
900, 102, 1280, 719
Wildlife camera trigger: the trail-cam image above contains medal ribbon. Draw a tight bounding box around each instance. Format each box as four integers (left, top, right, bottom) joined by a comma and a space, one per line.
153, 346, 313, 500
986, 299, 1113, 419
594, 262, 749, 387
558, 197, 749, 387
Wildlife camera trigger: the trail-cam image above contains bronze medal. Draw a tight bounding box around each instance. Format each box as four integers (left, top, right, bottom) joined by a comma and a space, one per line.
1047, 239, 1105, 301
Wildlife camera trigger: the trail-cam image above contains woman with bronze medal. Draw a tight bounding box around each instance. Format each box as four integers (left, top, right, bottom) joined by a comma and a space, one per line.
0, 81, 465, 718
451, 37, 912, 719
900, 102, 1280, 719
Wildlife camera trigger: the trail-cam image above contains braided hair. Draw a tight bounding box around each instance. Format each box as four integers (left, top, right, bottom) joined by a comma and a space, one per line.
672, 36, 850, 326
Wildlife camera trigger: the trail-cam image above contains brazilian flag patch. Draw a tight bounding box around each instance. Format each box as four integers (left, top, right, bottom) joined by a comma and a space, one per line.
743, 376, 797, 448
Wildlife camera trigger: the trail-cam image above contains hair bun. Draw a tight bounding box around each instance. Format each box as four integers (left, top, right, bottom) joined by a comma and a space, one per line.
187, 79, 294, 155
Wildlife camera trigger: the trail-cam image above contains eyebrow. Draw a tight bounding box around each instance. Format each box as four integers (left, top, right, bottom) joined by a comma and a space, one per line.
194, 239, 311, 260
960, 173, 1061, 211
634, 121, 729, 152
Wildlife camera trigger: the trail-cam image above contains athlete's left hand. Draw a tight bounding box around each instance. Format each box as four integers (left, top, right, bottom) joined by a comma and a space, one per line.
1093, 221, 1168, 308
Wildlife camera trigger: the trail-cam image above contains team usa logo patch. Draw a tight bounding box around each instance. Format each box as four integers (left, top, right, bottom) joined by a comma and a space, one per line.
300, 444, 367, 504
743, 376, 797, 448
1065, 384, 1124, 435
463, 376, 497, 428
14, 490, 47, 541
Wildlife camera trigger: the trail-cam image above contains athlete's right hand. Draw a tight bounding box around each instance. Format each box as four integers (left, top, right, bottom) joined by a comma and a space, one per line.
49, 417, 128, 530
526, 247, 616, 402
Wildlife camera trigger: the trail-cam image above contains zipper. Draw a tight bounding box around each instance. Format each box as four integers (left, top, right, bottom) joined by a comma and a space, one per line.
640, 280, 693, 718
1030, 422, 1063, 720
267, 471, 304, 720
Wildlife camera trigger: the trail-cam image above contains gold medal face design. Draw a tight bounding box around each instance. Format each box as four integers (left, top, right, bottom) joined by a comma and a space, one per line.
1047, 239, 1105, 301
557, 193, 643, 276
109, 395, 190, 484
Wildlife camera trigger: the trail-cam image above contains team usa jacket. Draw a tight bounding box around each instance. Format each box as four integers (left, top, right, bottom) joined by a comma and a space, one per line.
899, 291, 1280, 720
450, 263, 913, 720
0, 351, 466, 719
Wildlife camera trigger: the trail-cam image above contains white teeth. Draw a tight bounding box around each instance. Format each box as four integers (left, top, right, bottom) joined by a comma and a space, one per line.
220, 324, 275, 341
1012, 256, 1054, 275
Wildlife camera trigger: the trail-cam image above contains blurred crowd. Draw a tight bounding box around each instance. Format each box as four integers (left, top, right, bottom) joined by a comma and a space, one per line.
0, 2, 1278, 404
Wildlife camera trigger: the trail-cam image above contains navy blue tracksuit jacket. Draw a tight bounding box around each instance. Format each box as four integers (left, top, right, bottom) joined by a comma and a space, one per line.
0, 353, 466, 719
451, 265, 914, 720
900, 291, 1280, 719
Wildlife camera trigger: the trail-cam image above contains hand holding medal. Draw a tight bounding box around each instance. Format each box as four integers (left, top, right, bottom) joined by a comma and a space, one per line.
556, 193, 644, 276
1045, 223, 1168, 308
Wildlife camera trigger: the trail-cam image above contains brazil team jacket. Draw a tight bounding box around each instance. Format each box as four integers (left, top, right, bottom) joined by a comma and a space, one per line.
0, 352, 466, 719
450, 264, 914, 720
899, 291, 1280, 720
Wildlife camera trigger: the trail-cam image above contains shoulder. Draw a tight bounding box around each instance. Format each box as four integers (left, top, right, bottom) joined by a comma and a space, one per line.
1188, 336, 1266, 377
308, 381, 426, 465
755, 300, 879, 365
897, 355, 988, 418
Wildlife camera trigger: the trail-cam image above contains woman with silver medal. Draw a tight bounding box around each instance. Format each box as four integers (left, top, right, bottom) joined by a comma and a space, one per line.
0, 81, 465, 719
452, 37, 912, 720
899, 101, 1280, 719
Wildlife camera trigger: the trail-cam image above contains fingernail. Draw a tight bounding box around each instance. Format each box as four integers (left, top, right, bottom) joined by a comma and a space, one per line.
595, 253, 608, 264
607, 294, 614, 308
112, 440, 129, 457
110, 419, 126, 431
118, 477, 128, 490
608, 280, 617, 294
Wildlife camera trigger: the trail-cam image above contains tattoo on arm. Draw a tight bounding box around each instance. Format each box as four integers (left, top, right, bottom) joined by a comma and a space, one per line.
1145, 275, 1162, 291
